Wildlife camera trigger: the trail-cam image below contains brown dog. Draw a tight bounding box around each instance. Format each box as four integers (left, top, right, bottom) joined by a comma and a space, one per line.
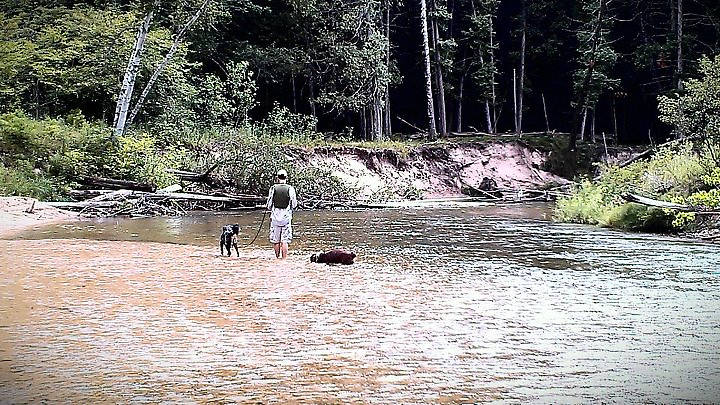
310, 249, 356, 265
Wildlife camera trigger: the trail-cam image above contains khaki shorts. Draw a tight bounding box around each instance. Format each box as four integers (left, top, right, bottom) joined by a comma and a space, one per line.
269, 223, 292, 244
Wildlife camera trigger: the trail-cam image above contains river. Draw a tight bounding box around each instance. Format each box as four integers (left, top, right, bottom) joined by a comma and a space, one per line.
1, 204, 719, 403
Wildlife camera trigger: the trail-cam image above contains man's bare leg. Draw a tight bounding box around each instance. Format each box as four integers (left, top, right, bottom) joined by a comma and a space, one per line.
280, 242, 289, 259
273, 243, 281, 258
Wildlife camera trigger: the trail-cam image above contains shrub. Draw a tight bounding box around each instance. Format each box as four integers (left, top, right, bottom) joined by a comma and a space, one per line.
0, 111, 113, 177
554, 140, 718, 232
554, 181, 610, 225
601, 203, 670, 231
259, 103, 319, 142
0, 161, 64, 200
112, 132, 184, 188
658, 55, 720, 151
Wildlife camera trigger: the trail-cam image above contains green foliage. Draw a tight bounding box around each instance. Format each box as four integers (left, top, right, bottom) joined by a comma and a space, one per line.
0, 111, 113, 179
0, 161, 64, 200
572, 0, 619, 109
554, 140, 716, 232
0, 112, 185, 196
602, 204, 670, 232
259, 103, 319, 142
0, 5, 194, 120
196, 61, 258, 128
659, 55, 720, 146
554, 180, 609, 225
160, 124, 353, 201
113, 133, 184, 188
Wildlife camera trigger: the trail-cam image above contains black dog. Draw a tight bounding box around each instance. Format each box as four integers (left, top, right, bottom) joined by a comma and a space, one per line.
310, 249, 356, 265
220, 224, 240, 257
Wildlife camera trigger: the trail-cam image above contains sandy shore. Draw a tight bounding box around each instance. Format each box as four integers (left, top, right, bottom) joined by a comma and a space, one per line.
0, 197, 75, 238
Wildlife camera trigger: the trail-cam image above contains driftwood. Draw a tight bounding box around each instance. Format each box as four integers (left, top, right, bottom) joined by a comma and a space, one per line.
622, 193, 720, 215
68, 189, 115, 200
47, 200, 122, 210
78, 176, 155, 192
166, 163, 231, 188
618, 148, 655, 168
58, 188, 264, 217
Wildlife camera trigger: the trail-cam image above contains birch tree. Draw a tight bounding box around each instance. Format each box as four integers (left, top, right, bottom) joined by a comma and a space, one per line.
113, 4, 155, 138
126, 0, 212, 127
420, 0, 438, 139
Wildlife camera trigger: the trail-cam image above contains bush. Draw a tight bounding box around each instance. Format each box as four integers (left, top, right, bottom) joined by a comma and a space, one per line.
0, 161, 64, 200
554, 181, 609, 225
658, 55, 720, 149
0, 111, 113, 178
112, 132, 184, 188
173, 126, 356, 201
601, 204, 670, 231
259, 103, 319, 142
0, 112, 186, 197
554, 140, 717, 232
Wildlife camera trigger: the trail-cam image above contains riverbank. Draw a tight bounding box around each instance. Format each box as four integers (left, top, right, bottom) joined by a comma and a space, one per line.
290, 139, 570, 200
0, 197, 75, 238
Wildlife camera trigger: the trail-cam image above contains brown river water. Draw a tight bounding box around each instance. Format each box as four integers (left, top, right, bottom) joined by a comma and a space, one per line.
1, 204, 720, 403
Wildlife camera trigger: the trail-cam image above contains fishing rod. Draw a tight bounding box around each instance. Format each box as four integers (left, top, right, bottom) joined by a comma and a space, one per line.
243, 209, 268, 247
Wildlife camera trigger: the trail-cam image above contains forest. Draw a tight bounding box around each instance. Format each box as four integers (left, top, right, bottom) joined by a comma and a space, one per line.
2, 0, 719, 143
2, 0, 720, 231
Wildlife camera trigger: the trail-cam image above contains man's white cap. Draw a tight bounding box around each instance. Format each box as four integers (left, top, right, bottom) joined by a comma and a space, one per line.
277, 169, 288, 178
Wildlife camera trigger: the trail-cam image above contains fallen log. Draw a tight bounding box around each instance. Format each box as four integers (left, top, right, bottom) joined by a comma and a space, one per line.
46, 201, 122, 210
146, 191, 264, 204
166, 163, 230, 188
68, 189, 115, 200
622, 193, 720, 214
78, 176, 155, 192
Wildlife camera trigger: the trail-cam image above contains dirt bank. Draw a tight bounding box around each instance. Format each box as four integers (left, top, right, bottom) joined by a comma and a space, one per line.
0, 197, 75, 238
289, 140, 570, 200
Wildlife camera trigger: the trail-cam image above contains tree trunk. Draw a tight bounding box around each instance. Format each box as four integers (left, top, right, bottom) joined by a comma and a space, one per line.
580, 106, 588, 142
420, 0, 437, 140
612, 93, 618, 140
478, 55, 493, 133
568, 0, 606, 152
113, 6, 154, 138
591, 106, 596, 143
361, 108, 367, 140
489, 14, 497, 133
513, 68, 518, 133
126, 0, 211, 127
308, 71, 317, 128
456, 71, 465, 132
517, 0, 527, 136
369, 97, 382, 141
677, 0, 683, 90
430, 0, 447, 137
542, 92, 550, 132
291, 74, 297, 113
383, 0, 392, 140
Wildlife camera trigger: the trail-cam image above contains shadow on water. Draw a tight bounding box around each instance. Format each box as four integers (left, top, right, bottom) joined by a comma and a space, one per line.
2, 203, 720, 402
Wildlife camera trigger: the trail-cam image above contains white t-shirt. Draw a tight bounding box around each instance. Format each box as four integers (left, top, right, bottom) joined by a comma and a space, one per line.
266, 183, 298, 227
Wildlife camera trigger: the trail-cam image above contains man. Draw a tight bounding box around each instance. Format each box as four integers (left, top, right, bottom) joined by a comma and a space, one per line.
266, 169, 298, 259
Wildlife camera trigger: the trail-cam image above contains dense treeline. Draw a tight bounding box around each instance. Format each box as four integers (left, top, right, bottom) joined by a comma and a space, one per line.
1, 0, 719, 143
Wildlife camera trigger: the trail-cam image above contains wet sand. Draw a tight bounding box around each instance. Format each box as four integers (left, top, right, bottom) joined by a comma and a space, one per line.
0, 197, 74, 239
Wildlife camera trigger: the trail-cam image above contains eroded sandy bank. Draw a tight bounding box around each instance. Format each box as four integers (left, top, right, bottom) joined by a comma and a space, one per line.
289, 141, 570, 200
